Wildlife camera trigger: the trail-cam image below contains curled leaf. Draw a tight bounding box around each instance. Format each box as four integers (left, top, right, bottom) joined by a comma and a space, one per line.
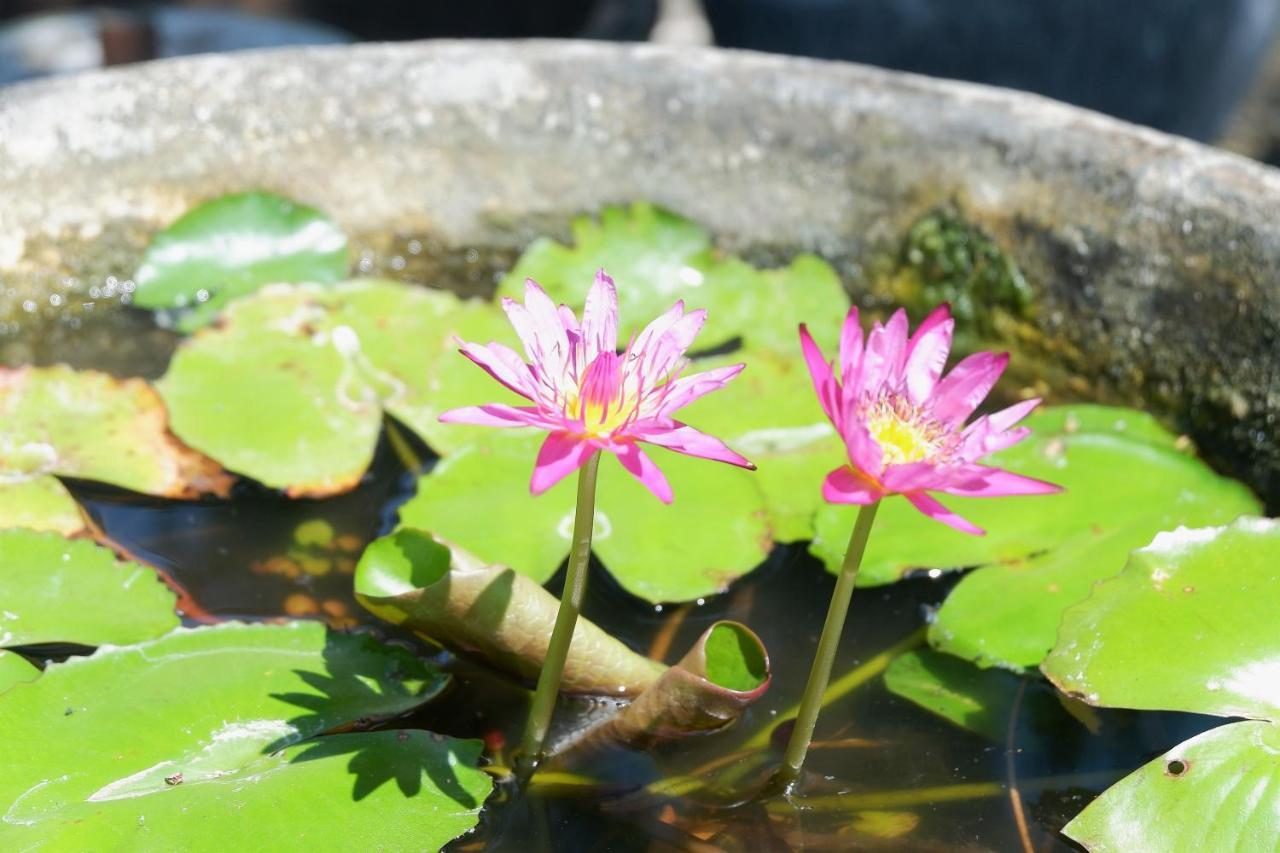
589, 621, 770, 750
354, 528, 665, 697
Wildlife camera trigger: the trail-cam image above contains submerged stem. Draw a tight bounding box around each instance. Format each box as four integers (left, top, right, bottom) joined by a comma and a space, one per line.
775, 500, 880, 789
517, 451, 602, 776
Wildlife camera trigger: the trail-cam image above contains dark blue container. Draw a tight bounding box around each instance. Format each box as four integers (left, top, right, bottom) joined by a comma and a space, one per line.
703, 0, 1280, 140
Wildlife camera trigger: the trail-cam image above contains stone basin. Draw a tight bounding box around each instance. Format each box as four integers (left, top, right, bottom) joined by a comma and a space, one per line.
0, 40, 1277, 503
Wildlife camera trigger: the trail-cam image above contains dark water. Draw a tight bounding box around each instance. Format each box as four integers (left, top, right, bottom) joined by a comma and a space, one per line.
10, 229, 1225, 851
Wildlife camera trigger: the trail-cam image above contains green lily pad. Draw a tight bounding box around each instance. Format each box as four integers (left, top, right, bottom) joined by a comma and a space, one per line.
133, 191, 349, 331
159, 280, 502, 495
1062, 720, 1280, 852
810, 405, 1260, 670
397, 432, 770, 603
1043, 517, 1280, 850
681, 350, 842, 543
0, 477, 85, 535
0, 529, 178, 648
0, 650, 37, 692
696, 254, 849, 352
496, 203, 850, 354
0, 365, 233, 499
1044, 517, 1280, 718
497, 202, 716, 341
0, 621, 484, 851
883, 649, 1067, 742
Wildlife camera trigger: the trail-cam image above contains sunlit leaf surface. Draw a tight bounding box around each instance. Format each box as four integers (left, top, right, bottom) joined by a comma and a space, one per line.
0, 529, 178, 648
813, 406, 1260, 669
0, 365, 233, 503
1043, 519, 1280, 851
159, 280, 498, 495
0, 622, 485, 851
133, 190, 349, 331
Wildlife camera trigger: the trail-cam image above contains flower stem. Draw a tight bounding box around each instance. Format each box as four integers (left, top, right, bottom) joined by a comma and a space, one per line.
517, 451, 602, 777
774, 500, 880, 790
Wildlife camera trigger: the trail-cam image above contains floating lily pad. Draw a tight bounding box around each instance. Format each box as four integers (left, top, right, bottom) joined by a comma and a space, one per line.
681, 350, 842, 543
0, 477, 84, 535
133, 190, 349, 331
0, 529, 178, 648
0, 365, 233, 502
1042, 519, 1280, 850
811, 406, 1260, 670
884, 649, 1069, 742
159, 280, 502, 495
0, 650, 37, 692
696, 254, 849, 352
497, 202, 716, 340
496, 204, 850, 353
0, 621, 484, 851
397, 433, 769, 603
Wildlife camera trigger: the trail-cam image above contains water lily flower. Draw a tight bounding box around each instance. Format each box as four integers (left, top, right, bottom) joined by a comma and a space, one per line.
440, 270, 754, 502
799, 304, 1061, 534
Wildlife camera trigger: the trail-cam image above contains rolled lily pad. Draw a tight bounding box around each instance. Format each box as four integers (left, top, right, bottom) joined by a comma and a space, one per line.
0, 529, 178, 648
355, 529, 665, 696
812, 406, 1260, 670
0, 365, 233, 499
0, 621, 484, 851
0, 477, 84, 535
497, 202, 716, 341
159, 280, 501, 495
1043, 518, 1280, 851
0, 650, 37, 692
397, 433, 770, 603
133, 190, 349, 331
595, 621, 770, 749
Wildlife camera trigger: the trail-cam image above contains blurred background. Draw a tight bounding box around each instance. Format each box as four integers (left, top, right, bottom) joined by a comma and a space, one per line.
1, 0, 1279, 163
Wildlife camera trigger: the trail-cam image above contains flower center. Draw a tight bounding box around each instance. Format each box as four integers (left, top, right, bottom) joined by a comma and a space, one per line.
864, 394, 950, 466
574, 351, 635, 437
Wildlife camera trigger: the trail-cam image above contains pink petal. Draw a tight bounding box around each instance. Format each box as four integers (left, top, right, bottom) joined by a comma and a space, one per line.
458, 341, 534, 400
438, 404, 555, 429
504, 280, 570, 373
840, 420, 884, 478
636, 308, 707, 381
557, 304, 580, 334
656, 362, 745, 415
799, 324, 840, 424
860, 309, 909, 395
635, 422, 755, 469
931, 351, 1010, 425
581, 269, 619, 360
837, 306, 865, 388
880, 461, 949, 493
941, 465, 1063, 498
614, 441, 673, 503
958, 418, 1031, 460
822, 466, 882, 504
904, 492, 985, 535
987, 397, 1041, 432
903, 304, 955, 404
530, 432, 596, 495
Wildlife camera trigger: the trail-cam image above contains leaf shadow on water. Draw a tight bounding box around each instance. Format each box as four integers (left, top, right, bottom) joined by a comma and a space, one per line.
263, 632, 478, 807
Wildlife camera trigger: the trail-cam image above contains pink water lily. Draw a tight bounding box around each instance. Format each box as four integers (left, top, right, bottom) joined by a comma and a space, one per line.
800, 304, 1061, 534
440, 270, 753, 502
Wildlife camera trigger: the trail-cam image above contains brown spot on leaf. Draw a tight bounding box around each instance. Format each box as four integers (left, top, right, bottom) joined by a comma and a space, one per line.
1165, 758, 1190, 777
